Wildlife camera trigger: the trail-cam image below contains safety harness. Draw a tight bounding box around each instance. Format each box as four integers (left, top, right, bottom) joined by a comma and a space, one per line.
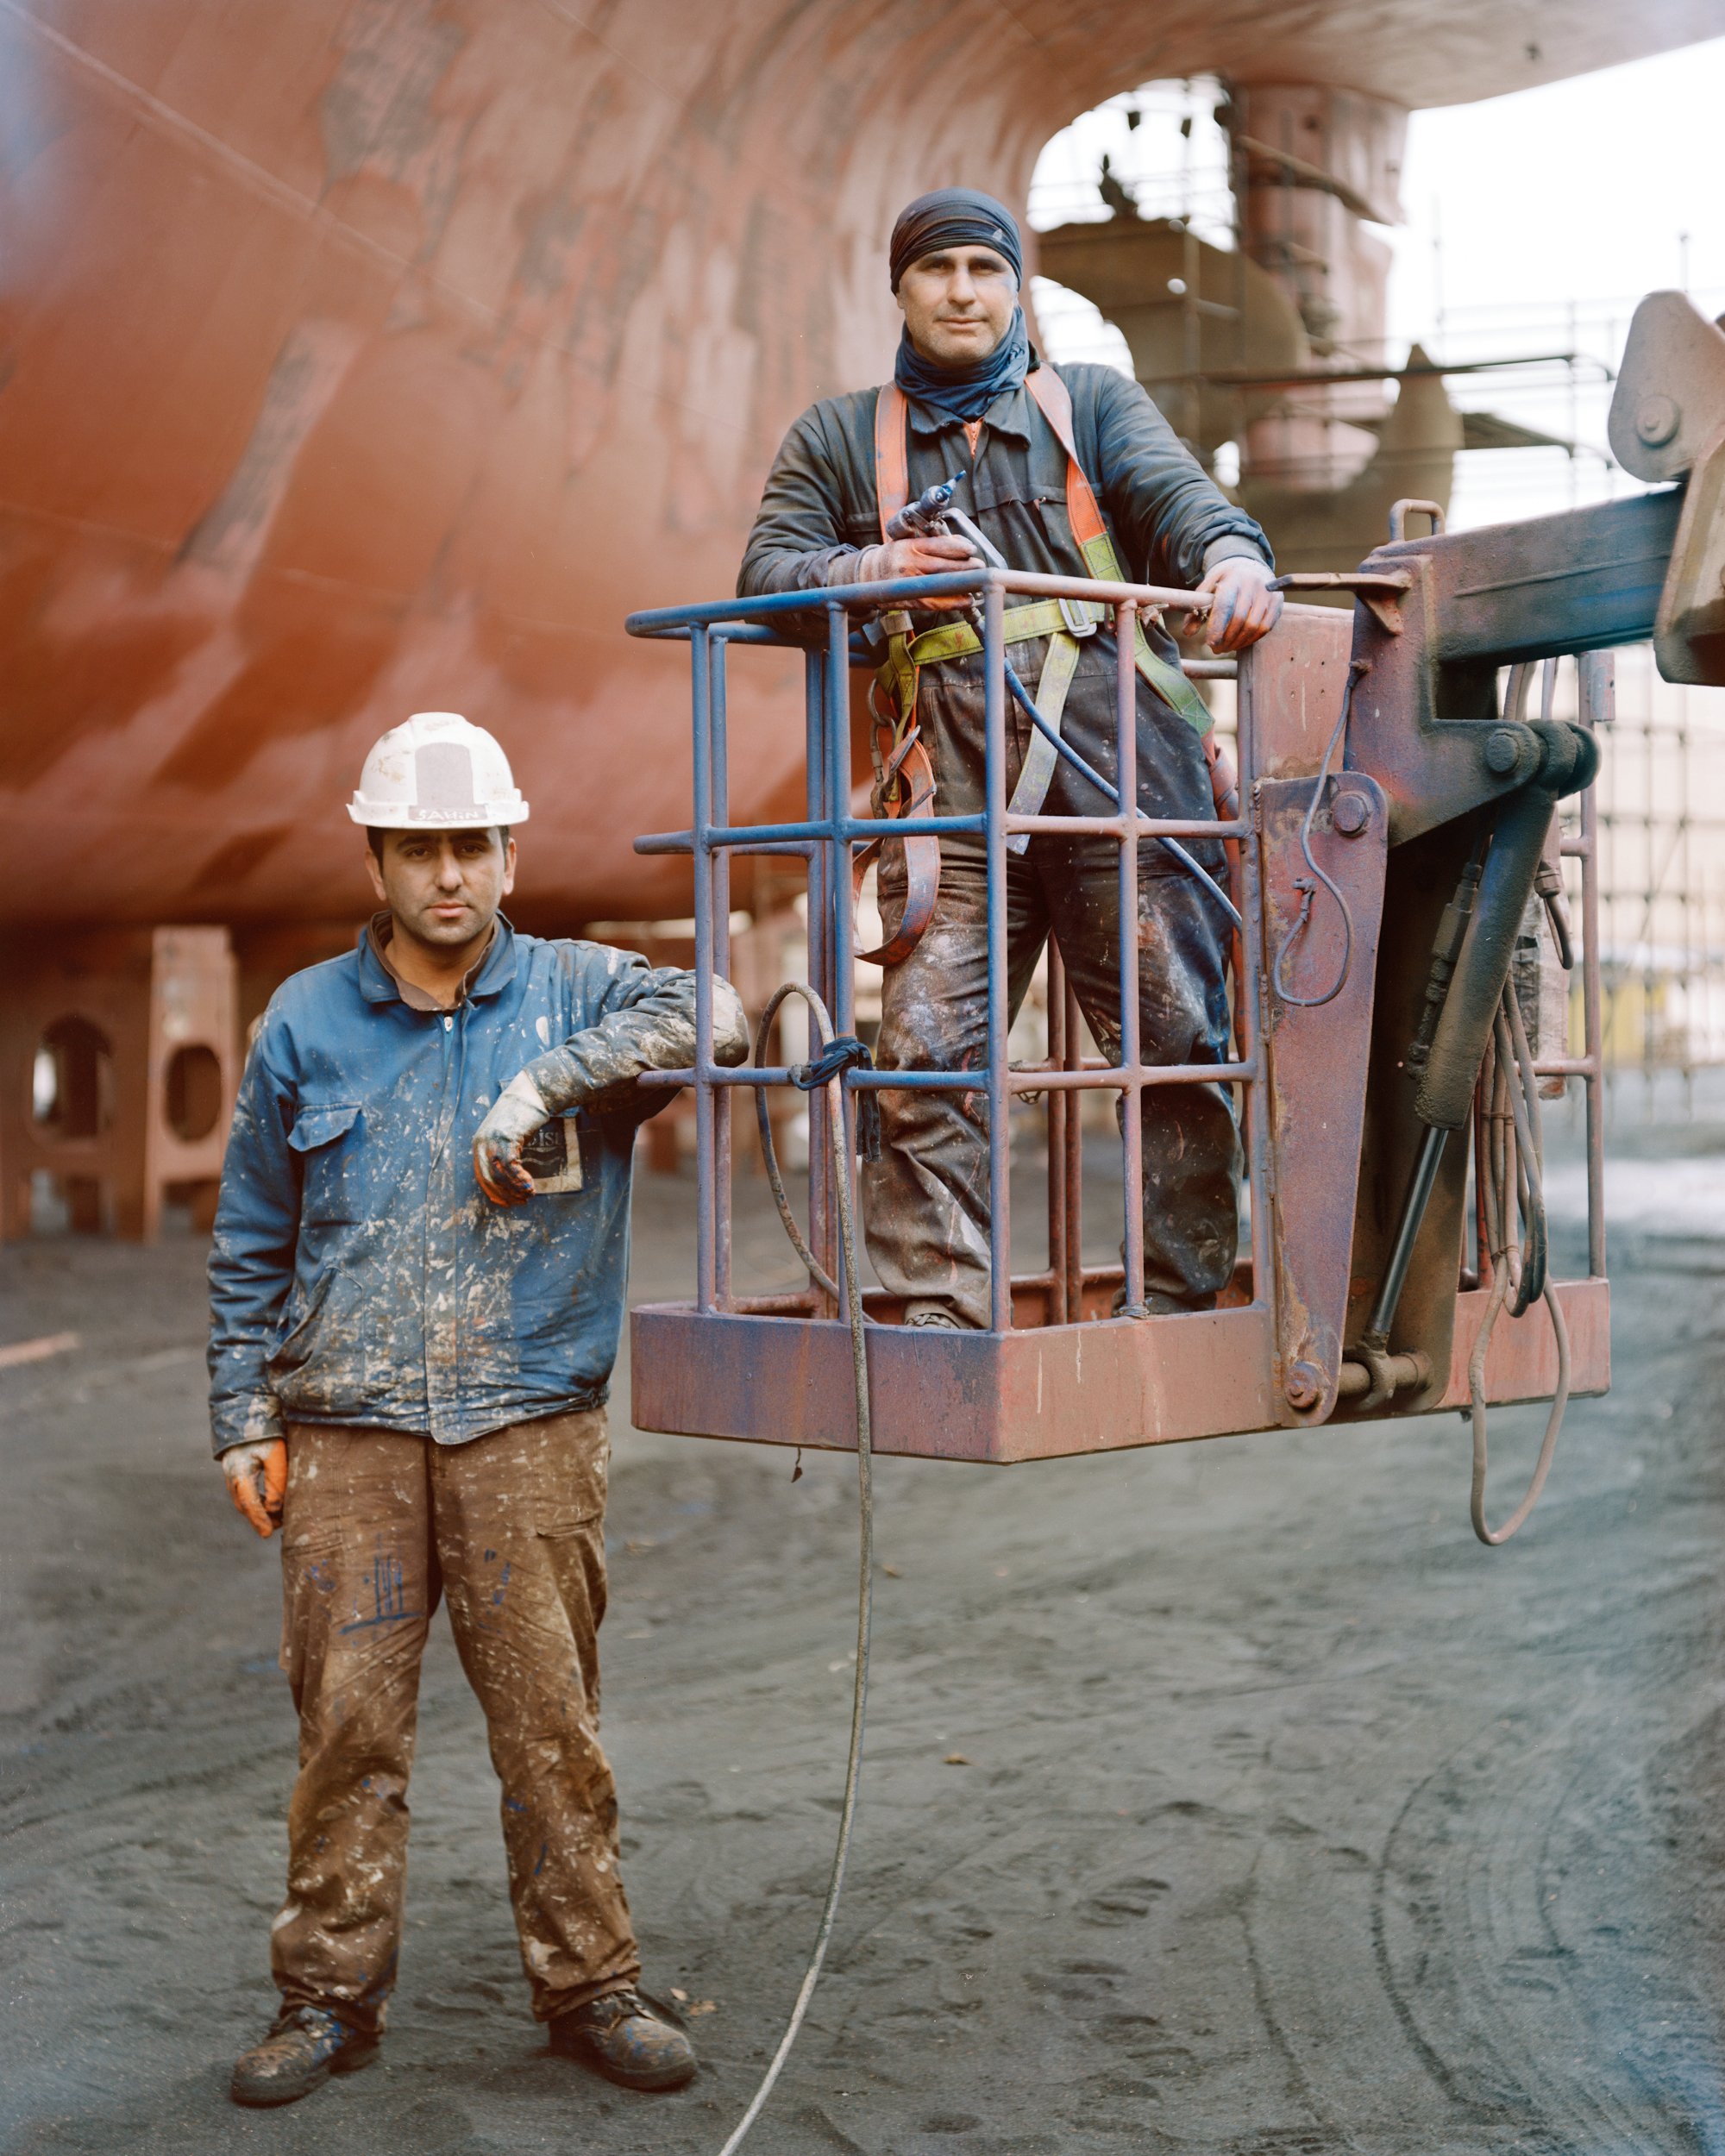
858, 365, 1220, 962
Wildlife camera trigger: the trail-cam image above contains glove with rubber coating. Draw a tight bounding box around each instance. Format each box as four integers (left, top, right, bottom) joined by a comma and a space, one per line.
835, 534, 981, 612
474, 975, 750, 1207
223, 1438, 287, 1538
1186, 550, 1283, 653
473, 1069, 552, 1207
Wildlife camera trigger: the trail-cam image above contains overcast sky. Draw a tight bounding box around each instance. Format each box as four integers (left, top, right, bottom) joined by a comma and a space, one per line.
1030, 38, 1725, 519
1387, 34, 1725, 341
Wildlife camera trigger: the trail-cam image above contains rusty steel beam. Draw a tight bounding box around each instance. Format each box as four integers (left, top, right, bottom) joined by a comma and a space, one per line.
629, 1277, 1608, 1463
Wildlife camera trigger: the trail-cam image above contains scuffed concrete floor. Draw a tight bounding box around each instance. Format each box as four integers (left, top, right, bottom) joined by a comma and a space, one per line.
3, 1126, 1723, 2154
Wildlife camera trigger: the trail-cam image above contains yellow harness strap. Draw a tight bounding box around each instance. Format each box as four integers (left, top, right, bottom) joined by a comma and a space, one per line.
871, 388, 1091, 849
900, 597, 1107, 668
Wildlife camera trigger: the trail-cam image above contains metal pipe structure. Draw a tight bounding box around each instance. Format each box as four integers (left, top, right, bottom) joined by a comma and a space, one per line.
983, 580, 1013, 1335
1063, 959, 1087, 1324
711, 630, 737, 1307
630, 561, 1270, 1341
805, 646, 834, 1307
1115, 601, 1146, 1317
827, 602, 861, 1318
627, 578, 1615, 1463
692, 625, 717, 1314
1577, 652, 1611, 1282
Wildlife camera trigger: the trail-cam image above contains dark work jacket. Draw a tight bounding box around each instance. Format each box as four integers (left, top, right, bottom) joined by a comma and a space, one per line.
737, 360, 1273, 849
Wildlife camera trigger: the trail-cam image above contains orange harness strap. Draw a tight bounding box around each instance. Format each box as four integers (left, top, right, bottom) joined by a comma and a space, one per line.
874, 379, 913, 530
856, 380, 941, 966
1024, 367, 1215, 739
1027, 360, 1241, 940
1023, 365, 1107, 550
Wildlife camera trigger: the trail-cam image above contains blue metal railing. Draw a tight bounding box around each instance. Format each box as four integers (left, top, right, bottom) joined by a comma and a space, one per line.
628, 564, 1271, 1335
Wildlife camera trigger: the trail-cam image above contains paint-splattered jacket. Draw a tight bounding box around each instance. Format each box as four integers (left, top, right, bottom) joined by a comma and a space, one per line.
207, 918, 745, 1456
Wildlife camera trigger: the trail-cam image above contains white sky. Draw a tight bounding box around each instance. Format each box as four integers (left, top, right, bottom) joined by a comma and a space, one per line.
1386, 36, 1725, 341
1029, 37, 1725, 523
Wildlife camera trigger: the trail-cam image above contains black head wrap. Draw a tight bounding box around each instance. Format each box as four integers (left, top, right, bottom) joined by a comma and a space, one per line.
888, 188, 1023, 291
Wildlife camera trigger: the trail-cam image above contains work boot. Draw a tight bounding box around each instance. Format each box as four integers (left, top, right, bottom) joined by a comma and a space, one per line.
549, 1986, 697, 2091
229, 2003, 380, 2108
904, 1300, 964, 1329
1110, 1287, 1217, 1318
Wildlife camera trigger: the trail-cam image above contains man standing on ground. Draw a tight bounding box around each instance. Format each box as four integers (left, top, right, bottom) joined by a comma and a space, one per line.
738, 190, 1281, 1325
210, 711, 747, 2108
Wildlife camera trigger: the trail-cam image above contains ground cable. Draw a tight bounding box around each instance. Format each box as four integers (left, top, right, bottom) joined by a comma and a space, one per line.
1468, 980, 1571, 1545
718, 982, 875, 2153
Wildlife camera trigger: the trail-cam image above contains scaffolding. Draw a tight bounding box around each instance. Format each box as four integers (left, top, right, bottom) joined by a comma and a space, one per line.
1590, 648, 1725, 1116
1029, 89, 1725, 1112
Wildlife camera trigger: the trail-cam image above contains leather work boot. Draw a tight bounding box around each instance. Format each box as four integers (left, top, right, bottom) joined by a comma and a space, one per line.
549, 1986, 698, 2090
904, 1300, 964, 1329
1110, 1286, 1216, 1319
229, 2003, 380, 2108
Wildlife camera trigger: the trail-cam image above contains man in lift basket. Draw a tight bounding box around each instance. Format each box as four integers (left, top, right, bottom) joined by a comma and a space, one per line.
210, 711, 747, 2108
738, 188, 1283, 1328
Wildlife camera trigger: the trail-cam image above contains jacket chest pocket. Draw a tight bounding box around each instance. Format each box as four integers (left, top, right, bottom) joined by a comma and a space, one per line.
518, 1112, 600, 1195
289, 1102, 364, 1225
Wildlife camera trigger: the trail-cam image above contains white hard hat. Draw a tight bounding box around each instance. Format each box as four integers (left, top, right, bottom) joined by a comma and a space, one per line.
348, 712, 530, 828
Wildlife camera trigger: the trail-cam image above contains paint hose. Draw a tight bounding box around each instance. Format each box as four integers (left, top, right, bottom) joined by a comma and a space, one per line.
716, 982, 875, 2153
1467, 978, 1571, 1545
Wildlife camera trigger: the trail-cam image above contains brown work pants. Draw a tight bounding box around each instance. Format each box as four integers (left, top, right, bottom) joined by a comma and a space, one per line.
272, 1411, 638, 2031
868, 842, 1239, 1326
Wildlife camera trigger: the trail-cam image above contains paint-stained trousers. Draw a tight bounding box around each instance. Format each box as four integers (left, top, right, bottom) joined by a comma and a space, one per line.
272, 1410, 637, 2031
866, 842, 1241, 1326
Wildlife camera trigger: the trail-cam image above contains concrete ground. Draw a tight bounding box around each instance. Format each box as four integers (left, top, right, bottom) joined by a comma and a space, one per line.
3, 1117, 1722, 2155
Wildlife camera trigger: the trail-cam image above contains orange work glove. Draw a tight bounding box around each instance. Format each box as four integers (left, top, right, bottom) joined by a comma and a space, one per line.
850, 533, 981, 612
223, 1438, 287, 1537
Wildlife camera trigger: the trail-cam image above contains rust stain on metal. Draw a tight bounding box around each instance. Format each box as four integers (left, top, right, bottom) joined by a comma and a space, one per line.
0, 0, 1709, 928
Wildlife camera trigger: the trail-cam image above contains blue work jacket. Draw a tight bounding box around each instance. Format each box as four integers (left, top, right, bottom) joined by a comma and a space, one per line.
207, 918, 699, 1455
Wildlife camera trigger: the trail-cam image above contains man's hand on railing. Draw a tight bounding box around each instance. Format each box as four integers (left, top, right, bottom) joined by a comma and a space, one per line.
1189, 555, 1283, 653
850, 532, 981, 611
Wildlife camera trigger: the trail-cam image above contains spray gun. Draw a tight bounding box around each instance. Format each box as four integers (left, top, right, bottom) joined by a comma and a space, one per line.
885, 471, 971, 544
880, 472, 1241, 930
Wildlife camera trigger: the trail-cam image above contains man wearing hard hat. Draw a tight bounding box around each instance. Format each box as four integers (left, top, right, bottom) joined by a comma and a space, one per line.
208, 713, 748, 2109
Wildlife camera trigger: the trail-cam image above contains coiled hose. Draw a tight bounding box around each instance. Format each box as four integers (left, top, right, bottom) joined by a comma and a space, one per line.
715, 982, 875, 2154
1468, 976, 1572, 1545
1271, 658, 1367, 1009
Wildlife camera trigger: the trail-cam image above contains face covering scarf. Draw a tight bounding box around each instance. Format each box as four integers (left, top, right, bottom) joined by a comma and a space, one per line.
893, 304, 1032, 424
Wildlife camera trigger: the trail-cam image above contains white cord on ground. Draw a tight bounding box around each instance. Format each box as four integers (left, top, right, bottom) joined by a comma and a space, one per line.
1468, 980, 1571, 1545
717, 982, 874, 2155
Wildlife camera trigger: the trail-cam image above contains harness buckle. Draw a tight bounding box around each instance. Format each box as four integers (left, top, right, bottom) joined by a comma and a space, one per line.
1057, 596, 1098, 639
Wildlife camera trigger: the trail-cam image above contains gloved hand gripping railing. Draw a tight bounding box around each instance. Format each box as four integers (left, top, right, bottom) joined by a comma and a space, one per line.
715, 982, 875, 2155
